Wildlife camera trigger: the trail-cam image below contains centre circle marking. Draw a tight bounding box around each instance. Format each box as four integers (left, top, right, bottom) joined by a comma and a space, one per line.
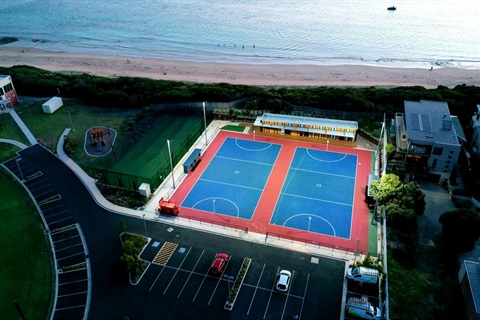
235, 170, 240, 174
316, 183, 322, 187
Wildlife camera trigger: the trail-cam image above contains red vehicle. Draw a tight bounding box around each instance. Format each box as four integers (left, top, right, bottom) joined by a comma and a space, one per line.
210, 253, 229, 274
157, 198, 179, 216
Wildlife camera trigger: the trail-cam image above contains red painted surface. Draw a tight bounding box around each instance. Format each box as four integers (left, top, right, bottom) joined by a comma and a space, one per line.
5, 90, 18, 105
170, 130, 372, 254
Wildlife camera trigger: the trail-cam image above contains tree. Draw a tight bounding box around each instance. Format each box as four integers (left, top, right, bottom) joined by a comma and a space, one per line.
439, 209, 480, 253
370, 173, 403, 206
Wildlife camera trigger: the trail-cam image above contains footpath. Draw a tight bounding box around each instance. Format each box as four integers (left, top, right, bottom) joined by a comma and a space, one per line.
4, 112, 358, 263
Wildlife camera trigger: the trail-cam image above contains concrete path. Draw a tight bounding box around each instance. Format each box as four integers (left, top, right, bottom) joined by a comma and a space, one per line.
0, 138, 28, 149
6, 109, 37, 145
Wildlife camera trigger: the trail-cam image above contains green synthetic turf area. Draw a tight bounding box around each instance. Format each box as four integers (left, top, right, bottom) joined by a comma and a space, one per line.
111, 113, 204, 178
221, 124, 246, 132
0, 170, 54, 320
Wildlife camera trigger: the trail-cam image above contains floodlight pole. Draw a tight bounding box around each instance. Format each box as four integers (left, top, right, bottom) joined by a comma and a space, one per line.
308, 216, 312, 232
142, 214, 148, 237
353, 238, 360, 265
16, 158, 24, 181
167, 139, 176, 189
253, 130, 256, 141
326, 140, 329, 151
203, 101, 208, 146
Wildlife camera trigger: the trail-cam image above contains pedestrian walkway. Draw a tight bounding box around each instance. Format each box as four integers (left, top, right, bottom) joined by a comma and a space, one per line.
6, 109, 37, 145
0, 138, 28, 149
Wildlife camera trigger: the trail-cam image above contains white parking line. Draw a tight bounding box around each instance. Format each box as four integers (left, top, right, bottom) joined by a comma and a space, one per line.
298, 273, 310, 320
30, 183, 53, 193
247, 263, 266, 315
281, 270, 295, 320
41, 204, 65, 212
56, 252, 84, 261
178, 250, 204, 298
346, 290, 378, 300
193, 255, 214, 302
55, 243, 83, 252
208, 257, 231, 305
48, 217, 72, 226
163, 247, 192, 295
149, 266, 167, 292
53, 234, 80, 244
44, 210, 70, 219
263, 267, 280, 319
59, 278, 87, 286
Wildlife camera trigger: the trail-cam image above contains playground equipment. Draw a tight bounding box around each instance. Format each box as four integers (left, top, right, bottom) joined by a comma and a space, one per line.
157, 198, 179, 216
89, 127, 110, 151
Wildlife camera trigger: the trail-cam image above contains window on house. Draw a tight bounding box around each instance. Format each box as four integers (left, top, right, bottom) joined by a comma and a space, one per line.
431, 159, 437, 169
3, 83, 13, 93
450, 150, 454, 154
432, 147, 443, 155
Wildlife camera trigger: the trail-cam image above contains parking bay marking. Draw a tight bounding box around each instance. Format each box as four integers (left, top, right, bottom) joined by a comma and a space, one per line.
208, 256, 232, 305
263, 267, 280, 319
247, 263, 266, 315
177, 250, 205, 298
280, 270, 295, 320
163, 247, 192, 295
297, 273, 311, 320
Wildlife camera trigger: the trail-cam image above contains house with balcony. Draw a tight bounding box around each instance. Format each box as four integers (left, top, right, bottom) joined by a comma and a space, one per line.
395, 100, 465, 184
0, 75, 18, 111
470, 105, 480, 157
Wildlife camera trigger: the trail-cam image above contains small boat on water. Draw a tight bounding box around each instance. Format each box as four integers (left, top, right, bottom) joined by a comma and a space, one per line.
387, 6, 396, 11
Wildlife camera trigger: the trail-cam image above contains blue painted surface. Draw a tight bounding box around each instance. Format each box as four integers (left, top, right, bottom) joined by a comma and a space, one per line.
181, 138, 281, 220
270, 148, 358, 239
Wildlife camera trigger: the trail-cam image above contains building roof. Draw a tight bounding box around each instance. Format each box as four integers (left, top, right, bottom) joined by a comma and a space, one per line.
258, 113, 358, 130
465, 260, 480, 314
404, 100, 459, 146
254, 113, 358, 138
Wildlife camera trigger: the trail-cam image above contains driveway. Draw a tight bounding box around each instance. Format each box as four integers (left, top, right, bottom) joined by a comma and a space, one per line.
417, 182, 456, 246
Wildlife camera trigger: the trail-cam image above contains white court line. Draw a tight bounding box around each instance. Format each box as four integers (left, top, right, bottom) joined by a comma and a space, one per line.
263, 267, 280, 319
163, 247, 192, 295
306, 149, 348, 163
216, 155, 274, 167
177, 250, 205, 298
282, 214, 336, 237
199, 178, 263, 191
282, 192, 353, 207
247, 263, 266, 315
289, 167, 355, 179
234, 138, 274, 152
191, 197, 240, 217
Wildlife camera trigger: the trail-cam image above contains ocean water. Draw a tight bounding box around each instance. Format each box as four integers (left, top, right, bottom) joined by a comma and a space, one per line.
0, 0, 479, 68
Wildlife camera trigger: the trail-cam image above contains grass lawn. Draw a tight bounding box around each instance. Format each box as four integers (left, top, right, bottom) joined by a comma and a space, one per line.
111, 113, 204, 178
0, 169, 55, 320
0, 144, 21, 163
0, 112, 30, 146
13, 100, 139, 167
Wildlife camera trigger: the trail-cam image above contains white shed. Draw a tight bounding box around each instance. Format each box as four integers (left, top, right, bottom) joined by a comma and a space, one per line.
42, 97, 63, 114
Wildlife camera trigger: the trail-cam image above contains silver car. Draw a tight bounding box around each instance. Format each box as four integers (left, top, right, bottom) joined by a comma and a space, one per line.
275, 270, 292, 292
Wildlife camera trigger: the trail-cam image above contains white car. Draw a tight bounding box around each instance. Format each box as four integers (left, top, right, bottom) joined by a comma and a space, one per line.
275, 270, 292, 292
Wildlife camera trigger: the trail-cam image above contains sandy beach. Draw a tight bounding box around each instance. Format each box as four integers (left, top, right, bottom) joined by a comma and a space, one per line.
1, 47, 480, 88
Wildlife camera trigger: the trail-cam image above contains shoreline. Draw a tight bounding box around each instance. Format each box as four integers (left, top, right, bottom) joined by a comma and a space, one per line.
1, 47, 480, 88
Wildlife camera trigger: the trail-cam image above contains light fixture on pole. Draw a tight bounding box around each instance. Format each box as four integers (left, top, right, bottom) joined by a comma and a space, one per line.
142, 214, 149, 237
353, 238, 360, 264
203, 101, 208, 146
16, 158, 24, 181
167, 139, 176, 189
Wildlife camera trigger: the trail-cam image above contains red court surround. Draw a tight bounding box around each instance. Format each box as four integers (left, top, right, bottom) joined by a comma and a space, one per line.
170, 130, 372, 254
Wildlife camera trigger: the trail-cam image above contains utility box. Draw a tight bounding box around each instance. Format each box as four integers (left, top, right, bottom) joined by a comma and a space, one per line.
138, 183, 151, 198
42, 97, 63, 114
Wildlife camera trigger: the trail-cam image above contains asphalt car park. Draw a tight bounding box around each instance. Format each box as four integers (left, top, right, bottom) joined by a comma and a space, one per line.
344, 278, 381, 319
4, 145, 347, 320
138, 239, 338, 320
